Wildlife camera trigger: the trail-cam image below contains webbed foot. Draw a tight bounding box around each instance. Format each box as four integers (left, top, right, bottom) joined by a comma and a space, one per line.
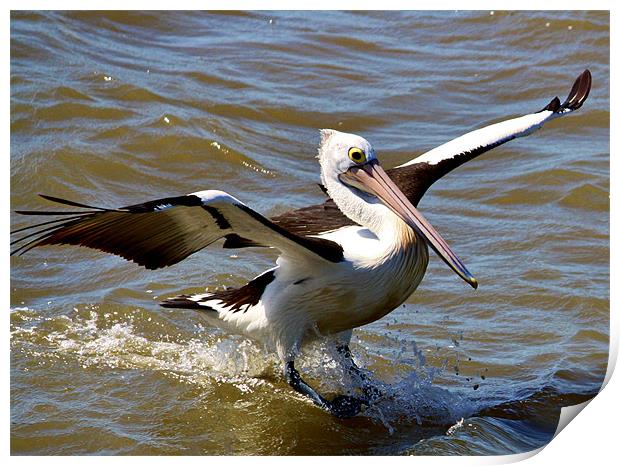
285, 360, 367, 418
361, 383, 384, 404
326, 394, 365, 418
336, 344, 384, 405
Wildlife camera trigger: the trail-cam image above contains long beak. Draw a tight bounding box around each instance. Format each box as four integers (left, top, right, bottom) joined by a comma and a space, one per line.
339, 160, 478, 289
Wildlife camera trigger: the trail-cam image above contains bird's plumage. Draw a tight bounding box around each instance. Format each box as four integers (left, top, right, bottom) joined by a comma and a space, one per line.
270, 69, 592, 234
11, 70, 592, 417
11, 191, 344, 269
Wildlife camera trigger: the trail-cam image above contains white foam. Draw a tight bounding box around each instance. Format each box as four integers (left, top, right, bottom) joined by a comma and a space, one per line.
12, 308, 484, 428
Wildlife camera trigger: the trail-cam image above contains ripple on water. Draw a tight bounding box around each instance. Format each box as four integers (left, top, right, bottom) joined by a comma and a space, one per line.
11, 10, 609, 455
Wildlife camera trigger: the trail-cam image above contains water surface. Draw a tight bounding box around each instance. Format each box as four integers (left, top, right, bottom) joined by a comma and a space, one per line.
10, 10, 609, 455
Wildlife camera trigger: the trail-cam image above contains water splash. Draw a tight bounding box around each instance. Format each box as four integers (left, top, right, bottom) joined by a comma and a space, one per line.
11, 306, 280, 393
11, 305, 483, 431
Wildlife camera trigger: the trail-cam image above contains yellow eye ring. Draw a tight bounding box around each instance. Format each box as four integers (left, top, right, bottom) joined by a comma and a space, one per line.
348, 147, 367, 164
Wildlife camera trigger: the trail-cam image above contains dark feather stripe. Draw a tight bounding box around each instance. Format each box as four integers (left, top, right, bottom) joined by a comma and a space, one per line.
207, 270, 276, 313
14, 209, 102, 216
388, 141, 512, 206
11, 214, 95, 234
10, 192, 235, 268
203, 206, 231, 229
270, 199, 351, 236
235, 203, 344, 262
74, 209, 220, 269
38, 194, 112, 211
317, 183, 329, 195
222, 233, 263, 248
161, 270, 276, 313
159, 295, 215, 311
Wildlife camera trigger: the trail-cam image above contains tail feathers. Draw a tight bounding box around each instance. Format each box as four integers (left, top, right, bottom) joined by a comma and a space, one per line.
162, 269, 276, 313
160, 293, 216, 311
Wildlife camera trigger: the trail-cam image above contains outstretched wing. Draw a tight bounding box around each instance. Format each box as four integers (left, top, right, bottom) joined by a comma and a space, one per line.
12, 71, 592, 260
393, 69, 592, 205
11, 191, 343, 269
272, 69, 592, 235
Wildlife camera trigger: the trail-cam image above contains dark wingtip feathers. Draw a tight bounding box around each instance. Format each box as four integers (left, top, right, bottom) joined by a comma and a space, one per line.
542, 96, 561, 112
541, 69, 592, 114
560, 68, 591, 111
540, 69, 592, 113
37, 194, 111, 211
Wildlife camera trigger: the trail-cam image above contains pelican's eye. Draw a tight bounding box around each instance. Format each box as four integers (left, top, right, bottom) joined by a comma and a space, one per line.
348, 147, 367, 164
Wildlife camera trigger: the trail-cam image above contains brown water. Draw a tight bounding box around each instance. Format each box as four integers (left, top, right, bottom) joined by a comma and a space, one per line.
10, 11, 609, 455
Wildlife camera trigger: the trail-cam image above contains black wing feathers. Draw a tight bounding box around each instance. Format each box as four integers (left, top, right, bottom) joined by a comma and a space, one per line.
561, 68, 591, 111
161, 270, 277, 313
12, 70, 592, 267
11, 195, 223, 269
539, 69, 591, 113
11, 193, 344, 268
270, 198, 352, 236
274, 70, 593, 232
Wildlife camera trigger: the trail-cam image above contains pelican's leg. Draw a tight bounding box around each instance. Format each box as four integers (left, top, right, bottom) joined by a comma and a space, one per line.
336, 344, 384, 403
284, 361, 363, 418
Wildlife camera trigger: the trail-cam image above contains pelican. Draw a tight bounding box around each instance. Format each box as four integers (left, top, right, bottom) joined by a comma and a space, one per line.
11, 70, 591, 418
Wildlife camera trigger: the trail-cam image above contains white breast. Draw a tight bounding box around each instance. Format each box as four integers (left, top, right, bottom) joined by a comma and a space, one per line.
309, 222, 430, 334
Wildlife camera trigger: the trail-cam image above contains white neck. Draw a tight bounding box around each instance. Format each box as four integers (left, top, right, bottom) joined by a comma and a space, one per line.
322, 175, 416, 248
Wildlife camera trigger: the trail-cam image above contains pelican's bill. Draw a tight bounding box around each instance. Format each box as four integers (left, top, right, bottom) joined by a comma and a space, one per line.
339, 160, 478, 289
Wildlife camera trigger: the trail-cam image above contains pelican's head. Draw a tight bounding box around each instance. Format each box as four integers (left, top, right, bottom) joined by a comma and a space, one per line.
318, 129, 378, 181
318, 129, 477, 289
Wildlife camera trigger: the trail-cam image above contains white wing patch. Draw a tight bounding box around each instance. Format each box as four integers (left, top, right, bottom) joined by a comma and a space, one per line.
397, 69, 591, 168
401, 111, 557, 167
192, 189, 242, 205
